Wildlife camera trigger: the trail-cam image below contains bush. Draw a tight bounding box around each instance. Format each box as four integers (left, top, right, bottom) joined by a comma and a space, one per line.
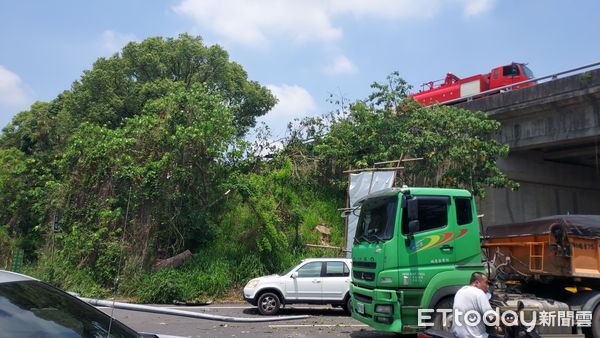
135, 269, 183, 303
22, 255, 109, 298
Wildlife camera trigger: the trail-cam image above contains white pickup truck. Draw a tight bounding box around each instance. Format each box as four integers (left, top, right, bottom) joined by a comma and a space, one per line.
243, 258, 352, 315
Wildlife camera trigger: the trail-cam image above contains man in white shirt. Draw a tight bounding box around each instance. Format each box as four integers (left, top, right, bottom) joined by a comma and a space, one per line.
452, 272, 495, 338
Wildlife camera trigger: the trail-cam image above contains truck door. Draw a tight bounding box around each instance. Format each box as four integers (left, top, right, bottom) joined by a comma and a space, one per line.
453, 196, 481, 264
399, 196, 455, 288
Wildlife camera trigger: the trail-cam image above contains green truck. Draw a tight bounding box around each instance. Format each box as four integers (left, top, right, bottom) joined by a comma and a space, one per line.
350, 186, 600, 337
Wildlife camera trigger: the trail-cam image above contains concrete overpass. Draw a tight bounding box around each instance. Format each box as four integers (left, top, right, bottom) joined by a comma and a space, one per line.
457, 67, 600, 226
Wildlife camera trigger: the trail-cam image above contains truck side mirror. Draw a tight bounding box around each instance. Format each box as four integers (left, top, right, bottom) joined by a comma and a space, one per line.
512, 63, 519, 75
408, 220, 420, 234
340, 207, 361, 218
405, 198, 419, 246
407, 198, 418, 221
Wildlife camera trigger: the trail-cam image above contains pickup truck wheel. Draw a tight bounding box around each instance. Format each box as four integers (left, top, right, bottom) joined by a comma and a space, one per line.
433, 297, 454, 332
257, 292, 281, 315
342, 296, 352, 315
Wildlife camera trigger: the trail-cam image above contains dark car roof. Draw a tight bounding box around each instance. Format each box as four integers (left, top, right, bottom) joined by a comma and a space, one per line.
0, 270, 37, 283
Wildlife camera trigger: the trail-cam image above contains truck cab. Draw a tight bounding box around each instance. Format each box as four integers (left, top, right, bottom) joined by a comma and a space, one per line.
350, 187, 483, 332
488, 63, 535, 90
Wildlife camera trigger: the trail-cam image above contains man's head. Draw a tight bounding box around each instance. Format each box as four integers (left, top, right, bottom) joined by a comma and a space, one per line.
470, 272, 489, 293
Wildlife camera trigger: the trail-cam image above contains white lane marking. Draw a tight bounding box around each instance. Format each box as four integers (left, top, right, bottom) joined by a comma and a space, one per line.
268, 324, 368, 328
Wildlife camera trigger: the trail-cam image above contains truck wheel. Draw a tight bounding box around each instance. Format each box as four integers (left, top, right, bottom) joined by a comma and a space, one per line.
585, 304, 600, 338
433, 297, 454, 332
257, 292, 281, 315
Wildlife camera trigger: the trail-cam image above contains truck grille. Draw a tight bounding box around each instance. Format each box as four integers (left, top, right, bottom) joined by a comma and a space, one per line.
353, 270, 375, 281
352, 261, 376, 269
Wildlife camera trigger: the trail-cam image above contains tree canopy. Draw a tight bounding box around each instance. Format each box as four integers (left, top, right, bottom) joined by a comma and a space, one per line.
0, 34, 277, 285
281, 72, 515, 196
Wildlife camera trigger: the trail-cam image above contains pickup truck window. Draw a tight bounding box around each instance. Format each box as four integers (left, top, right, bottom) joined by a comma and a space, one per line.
455, 197, 473, 225
297, 262, 323, 278
325, 261, 350, 277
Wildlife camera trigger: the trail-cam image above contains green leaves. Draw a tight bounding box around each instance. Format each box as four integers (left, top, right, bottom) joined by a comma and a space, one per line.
286, 71, 515, 197
0, 33, 276, 269
56, 82, 240, 262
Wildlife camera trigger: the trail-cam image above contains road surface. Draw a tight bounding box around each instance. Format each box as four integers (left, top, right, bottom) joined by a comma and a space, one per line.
100, 303, 406, 337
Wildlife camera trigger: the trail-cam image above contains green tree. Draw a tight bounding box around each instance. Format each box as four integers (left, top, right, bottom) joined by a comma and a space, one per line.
56, 83, 240, 273
58, 34, 276, 134
0, 35, 277, 288
285, 72, 515, 196
0, 147, 51, 258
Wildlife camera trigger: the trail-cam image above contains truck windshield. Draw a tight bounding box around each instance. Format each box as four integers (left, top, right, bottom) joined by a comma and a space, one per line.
355, 197, 398, 243
521, 64, 534, 79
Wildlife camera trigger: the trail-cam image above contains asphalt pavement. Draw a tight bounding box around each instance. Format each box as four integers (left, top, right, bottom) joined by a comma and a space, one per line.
99, 303, 405, 337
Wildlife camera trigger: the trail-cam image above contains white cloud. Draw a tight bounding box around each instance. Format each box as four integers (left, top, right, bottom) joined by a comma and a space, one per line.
101, 30, 137, 54
329, 0, 442, 19
325, 55, 358, 75
173, 0, 341, 47
461, 0, 496, 17
0, 65, 30, 107
173, 0, 495, 47
266, 84, 317, 118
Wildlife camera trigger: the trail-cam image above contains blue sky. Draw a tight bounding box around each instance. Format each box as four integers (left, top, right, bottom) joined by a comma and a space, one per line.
1, 0, 599, 138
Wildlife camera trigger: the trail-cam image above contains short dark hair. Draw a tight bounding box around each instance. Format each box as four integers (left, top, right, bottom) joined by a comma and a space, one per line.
470, 272, 487, 284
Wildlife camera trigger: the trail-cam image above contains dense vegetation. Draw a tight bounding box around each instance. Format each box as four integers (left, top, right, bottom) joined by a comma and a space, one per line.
0, 35, 514, 302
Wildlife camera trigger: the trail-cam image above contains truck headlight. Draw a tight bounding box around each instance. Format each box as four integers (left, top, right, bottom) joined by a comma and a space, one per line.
375, 304, 393, 314
245, 279, 261, 289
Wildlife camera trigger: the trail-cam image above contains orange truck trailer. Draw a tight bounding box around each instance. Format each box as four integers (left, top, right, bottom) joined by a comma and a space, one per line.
484, 215, 600, 289
482, 215, 600, 337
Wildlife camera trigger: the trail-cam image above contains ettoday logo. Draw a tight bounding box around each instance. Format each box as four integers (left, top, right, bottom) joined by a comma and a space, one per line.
417, 309, 592, 331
